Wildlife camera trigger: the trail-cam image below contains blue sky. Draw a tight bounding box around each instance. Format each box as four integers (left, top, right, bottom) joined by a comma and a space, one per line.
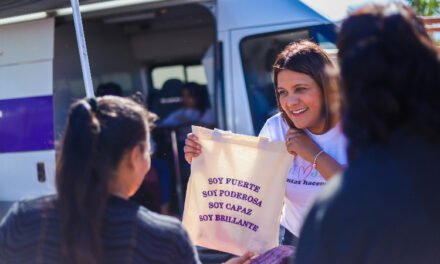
301, 0, 403, 22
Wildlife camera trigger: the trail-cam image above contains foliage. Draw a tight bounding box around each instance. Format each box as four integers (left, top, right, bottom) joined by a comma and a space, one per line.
406, 0, 440, 16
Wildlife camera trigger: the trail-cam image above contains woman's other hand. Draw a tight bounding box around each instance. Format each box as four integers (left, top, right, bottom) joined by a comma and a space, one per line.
183, 133, 202, 164
285, 128, 321, 163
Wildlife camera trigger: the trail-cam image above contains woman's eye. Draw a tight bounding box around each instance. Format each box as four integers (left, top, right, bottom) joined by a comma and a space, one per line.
296, 87, 306, 92
277, 90, 286, 96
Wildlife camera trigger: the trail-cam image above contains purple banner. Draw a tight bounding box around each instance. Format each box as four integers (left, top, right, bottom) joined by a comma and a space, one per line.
0, 96, 54, 153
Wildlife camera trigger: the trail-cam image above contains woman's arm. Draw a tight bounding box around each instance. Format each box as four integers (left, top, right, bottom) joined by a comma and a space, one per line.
285, 128, 343, 180
311, 152, 343, 180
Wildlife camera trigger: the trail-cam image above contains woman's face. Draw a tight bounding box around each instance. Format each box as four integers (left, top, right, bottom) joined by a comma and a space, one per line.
133, 140, 151, 194
111, 138, 151, 198
276, 70, 326, 134
182, 89, 197, 108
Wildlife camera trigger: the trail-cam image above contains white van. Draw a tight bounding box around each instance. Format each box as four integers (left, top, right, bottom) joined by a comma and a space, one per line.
0, 0, 338, 217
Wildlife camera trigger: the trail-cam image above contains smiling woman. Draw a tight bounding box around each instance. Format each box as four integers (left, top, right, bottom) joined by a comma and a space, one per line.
183, 40, 347, 247
259, 40, 346, 245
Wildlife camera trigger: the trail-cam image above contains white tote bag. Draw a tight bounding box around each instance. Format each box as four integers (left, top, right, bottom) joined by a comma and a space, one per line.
182, 126, 292, 255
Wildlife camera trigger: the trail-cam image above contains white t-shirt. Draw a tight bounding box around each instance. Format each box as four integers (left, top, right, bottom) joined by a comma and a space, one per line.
259, 113, 348, 236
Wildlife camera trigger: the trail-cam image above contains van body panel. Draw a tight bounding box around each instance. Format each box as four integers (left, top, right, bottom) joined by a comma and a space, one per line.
0, 18, 55, 204
217, 30, 234, 131
0, 150, 56, 201
0, 18, 54, 66
0, 61, 53, 99
0, 96, 54, 153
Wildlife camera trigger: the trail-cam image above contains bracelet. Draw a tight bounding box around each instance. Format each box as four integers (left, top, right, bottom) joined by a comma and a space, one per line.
312, 150, 325, 169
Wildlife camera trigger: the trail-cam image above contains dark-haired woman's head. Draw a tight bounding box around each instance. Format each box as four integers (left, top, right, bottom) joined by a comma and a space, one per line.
56, 96, 153, 264
273, 40, 339, 134
96, 82, 124, 97
338, 3, 440, 159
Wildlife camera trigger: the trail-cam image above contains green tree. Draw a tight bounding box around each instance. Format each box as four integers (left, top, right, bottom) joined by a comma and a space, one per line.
406, 0, 440, 16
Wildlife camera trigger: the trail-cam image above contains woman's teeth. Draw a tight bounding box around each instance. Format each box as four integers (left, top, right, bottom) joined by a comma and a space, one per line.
292, 108, 307, 115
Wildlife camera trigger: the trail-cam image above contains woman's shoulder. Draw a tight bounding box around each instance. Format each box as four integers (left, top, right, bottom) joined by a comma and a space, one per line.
135, 207, 185, 235
135, 208, 199, 262
2, 195, 57, 220
0, 195, 58, 248
259, 113, 288, 140
264, 112, 284, 125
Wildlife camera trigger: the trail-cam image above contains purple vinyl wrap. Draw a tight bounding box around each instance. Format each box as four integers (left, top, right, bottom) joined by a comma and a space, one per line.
0, 95, 54, 153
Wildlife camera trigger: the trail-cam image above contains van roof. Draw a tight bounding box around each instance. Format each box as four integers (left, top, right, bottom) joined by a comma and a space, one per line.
0, 0, 205, 20
1, 0, 393, 22
300, 0, 395, 23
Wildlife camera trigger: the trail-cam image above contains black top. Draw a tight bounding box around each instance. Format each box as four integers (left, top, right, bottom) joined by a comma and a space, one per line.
295, 131, 440, 264
0, 195, 199, 264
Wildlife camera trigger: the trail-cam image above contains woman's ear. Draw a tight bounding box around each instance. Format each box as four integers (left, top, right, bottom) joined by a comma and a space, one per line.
129, 145, 143, 166
130, 144, 151, 174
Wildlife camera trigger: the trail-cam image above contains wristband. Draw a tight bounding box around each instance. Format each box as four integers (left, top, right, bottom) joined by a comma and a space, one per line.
312, 150, 324, 169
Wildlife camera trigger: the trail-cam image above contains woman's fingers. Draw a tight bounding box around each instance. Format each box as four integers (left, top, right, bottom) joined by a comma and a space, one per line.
185, 134, 201, 149
286, 128, 303, 156
286, 128, 303, 140
183, 145, 200, 164
184, 133, 202, 164
224, 251, 256, 264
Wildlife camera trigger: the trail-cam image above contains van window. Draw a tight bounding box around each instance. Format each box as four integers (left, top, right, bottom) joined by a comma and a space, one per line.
186, 65, 207, 85
240, 25, 336, 134
152, 64, 207, 90
152, 65, 185, 89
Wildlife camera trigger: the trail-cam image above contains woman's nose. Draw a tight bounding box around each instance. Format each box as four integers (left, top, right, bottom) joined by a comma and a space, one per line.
286, 94, 299, 106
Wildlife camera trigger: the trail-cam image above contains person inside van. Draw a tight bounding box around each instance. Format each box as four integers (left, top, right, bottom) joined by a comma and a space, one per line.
184, 40, 347, 246
96, 82, 124, 97
0, 96, 254, 264
295, 3, 440, 263
160, 82, 214, 128
159, 82, 215, 209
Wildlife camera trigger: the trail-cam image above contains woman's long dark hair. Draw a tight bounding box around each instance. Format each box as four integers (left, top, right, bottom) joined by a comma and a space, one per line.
56, 96, 151, 264
272, 40, 339, 131
337, 4, 440, 160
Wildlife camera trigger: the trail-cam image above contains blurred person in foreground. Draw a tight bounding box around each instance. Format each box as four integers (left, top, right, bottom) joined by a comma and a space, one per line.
0, 96, 253, 264
295, 3, 440, 264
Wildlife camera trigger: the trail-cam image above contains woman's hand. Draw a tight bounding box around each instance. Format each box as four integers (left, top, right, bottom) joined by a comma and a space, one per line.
286, 128, 344, 180
183, 133, 202, 164
285, 128, 322, 163
224, 251, 256, 264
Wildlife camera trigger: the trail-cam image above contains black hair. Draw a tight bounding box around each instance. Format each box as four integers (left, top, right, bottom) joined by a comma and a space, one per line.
56, 96, 152, 264
96, 82, 123, 97
337, 3, 440, 160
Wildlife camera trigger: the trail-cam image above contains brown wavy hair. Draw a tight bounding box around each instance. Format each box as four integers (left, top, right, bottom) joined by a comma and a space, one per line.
272, 40, 339, 131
